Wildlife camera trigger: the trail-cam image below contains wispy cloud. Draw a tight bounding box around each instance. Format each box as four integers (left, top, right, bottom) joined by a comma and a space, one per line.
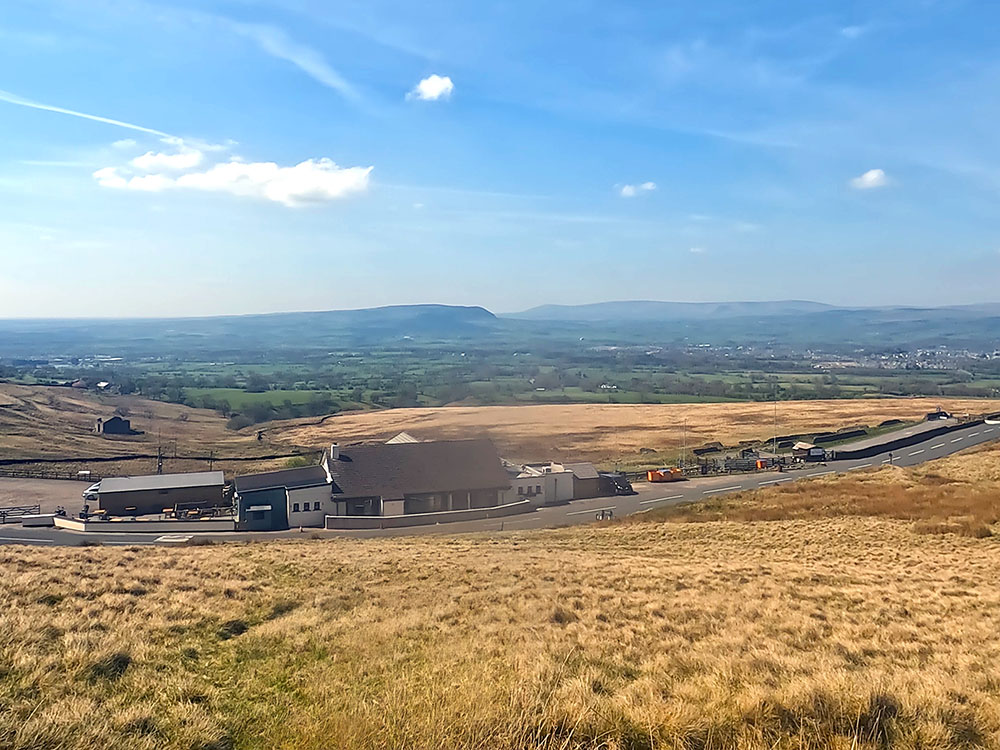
407, 74, 454, 101
230, 23, 359, 102
0, 89, 173, 137
619, 181, 656, 197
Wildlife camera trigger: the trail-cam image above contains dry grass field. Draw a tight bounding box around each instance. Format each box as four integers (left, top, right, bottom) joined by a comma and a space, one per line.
272, 397, 1000, 466
4, 443, 1000, 749
0, 384, 309, 476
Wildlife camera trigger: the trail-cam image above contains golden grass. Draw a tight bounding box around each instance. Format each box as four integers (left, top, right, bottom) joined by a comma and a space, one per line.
0, 384, 304, 474
6, 455, 1000, 749
649, 442, 1000, 532
271, 397, 1000, 466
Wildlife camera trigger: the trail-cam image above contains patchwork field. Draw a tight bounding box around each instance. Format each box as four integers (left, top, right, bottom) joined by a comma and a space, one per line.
4, 442, 1000, 749
271, 396, 1000, 466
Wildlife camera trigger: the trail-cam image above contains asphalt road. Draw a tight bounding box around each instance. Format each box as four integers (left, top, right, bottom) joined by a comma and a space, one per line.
2, 421, 998, 547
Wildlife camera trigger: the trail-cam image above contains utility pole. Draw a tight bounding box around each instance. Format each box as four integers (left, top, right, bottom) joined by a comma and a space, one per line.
773, 396, 778, 456
208, 450, 215, 471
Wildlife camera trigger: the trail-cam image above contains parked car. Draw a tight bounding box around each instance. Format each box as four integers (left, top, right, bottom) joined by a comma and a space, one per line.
82, 482, 101, 501
599, 472, 636, 496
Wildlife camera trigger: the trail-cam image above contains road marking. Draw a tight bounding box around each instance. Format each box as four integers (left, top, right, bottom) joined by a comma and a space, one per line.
566, 506, 616, 516
155, 534, 193, 543
501, 517, 541, 527
930, 443, 946, 450
850, 463, 874, 470
909, 449, 925, 456
702, 486, 742, 495
758, 478, 793, 486
640, 494, 684, 505
985, 428, 995, 433
0, 536, 54, 543
807, 471, 835, 477
951, 437, 965, 443
969, 432, 981, 438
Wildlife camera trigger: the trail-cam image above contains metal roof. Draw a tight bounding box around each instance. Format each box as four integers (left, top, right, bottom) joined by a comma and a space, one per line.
234, 465, 330, 493
99, 471, 225, 494
564, 462, 600, 480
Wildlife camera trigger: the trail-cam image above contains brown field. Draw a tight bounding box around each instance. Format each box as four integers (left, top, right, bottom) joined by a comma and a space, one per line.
4, 442, 1000, 749
0, 384, 311, 476
271, 397, 1000, 466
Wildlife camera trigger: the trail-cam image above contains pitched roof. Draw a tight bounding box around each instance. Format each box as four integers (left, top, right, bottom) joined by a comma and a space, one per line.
386, 431, 420, 444
99, 471, 225, 494
234, 465, 329, 493
330, 439, 509, 500
564, 462, 600, 480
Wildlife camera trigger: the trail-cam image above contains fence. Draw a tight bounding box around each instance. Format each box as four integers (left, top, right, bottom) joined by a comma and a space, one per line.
0, 468, 101, 482
0, 504, 41, 523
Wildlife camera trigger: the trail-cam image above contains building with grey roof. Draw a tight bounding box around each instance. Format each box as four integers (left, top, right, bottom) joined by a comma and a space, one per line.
95, 471, 226, 516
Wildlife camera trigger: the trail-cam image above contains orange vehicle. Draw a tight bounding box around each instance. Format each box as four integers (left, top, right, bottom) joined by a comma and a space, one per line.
647, 467, 685, 483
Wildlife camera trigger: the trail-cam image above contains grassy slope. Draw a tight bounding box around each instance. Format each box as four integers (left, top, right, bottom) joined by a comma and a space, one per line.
272, 397, 1000, 468
4, 444, 1000, 749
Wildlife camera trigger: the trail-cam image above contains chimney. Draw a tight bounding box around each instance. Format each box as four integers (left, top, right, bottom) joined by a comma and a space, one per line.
331, 443, 340, 460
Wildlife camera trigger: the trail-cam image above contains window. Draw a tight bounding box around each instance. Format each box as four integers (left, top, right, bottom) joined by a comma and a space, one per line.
517, 486, 524, 495
313, 502, 321, 511
536, 485, 542, 494
292, 502, 300, 512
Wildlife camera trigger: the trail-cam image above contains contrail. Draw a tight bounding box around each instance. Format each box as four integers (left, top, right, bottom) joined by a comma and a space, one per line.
0, 89, 173, 137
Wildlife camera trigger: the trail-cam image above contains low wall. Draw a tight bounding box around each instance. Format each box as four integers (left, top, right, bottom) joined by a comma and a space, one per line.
54, 517, 236, 533
831, 420, 984, 460
325, 500, 532, 530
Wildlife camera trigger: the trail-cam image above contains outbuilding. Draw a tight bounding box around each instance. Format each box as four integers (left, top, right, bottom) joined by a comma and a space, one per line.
96, 471, 226, 516
233, 464, 333, 529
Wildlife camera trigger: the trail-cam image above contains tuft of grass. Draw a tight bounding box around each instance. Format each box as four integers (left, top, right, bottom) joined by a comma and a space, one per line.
86, 652, 132, 683
216, 619, 249, 639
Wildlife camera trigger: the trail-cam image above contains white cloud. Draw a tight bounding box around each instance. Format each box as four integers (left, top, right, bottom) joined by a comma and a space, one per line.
850, 168, 889, 190
132, 145, 204, 171
112, 138, 137, 149
619, 181, 656, 197
231, 23, 358, 101
840, 25, 868, 39
94, 157, 372, 207
407, 74, 454, 101
689, 246, 706, 254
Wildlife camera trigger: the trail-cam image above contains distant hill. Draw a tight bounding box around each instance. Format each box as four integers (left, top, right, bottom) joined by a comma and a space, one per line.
507, 300, 837, 322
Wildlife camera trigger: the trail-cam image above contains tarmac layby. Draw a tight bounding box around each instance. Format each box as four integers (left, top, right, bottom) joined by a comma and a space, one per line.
1, 420, 998, 547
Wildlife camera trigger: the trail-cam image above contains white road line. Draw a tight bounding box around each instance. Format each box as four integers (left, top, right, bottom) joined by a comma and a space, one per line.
640, 494, 684, 505
566, 506, 616, 516
909, 449, 925, 456
0, 536, 54, 543
850, 463, 874, 470
807, 471, 835, 477
758, 477, 794, 486
969, 432, 981, 438
702, 486, 742, 495
930, 443, 946, 450
501, 517, 542, 527
985, 428, 996, 433
951, 437, 965, 443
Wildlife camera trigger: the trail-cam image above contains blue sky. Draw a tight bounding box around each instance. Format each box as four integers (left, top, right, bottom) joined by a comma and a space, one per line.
2, 0, 1000, 317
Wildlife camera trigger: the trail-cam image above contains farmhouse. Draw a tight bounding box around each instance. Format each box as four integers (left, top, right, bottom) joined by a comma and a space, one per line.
95, 471, 225, 516
327, 439, 510, 517
233, 464, 333, 530
500, 460, 602, 504
94, 415, 135, 435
